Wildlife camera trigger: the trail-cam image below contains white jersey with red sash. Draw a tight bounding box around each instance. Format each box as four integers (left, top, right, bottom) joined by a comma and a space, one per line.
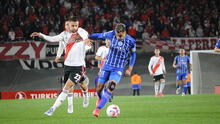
148, 56, 166, 76
40, 27, 88, 67
96, 46, 109, 68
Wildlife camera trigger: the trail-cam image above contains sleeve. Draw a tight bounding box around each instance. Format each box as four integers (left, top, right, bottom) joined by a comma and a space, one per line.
148, 57, 153, 74
40, 32, 64, 42
89, 30, 114, 40
78, 28, 89, 40
129, 39, 136, 66
173, 56, 177, 65
187, 56, 190, 63
56, 41, 64, 57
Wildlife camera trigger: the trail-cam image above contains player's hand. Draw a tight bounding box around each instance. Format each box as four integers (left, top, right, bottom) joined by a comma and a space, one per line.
125, 69, 131, 77
30, 32, 40, 37
84, 39, 92, 46
150, 72, 154, 76
125, 66, 133, 77
54, 57, 61, 63
173, 65, 177, 68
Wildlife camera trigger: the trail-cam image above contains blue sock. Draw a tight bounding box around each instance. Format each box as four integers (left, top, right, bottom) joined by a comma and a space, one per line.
97, 91, 102, 99
183, 84, 187, 93
176, 84, 180, 89
97, 89, 112, 110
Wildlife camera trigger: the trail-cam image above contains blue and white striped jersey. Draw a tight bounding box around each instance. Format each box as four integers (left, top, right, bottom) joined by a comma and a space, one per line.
174, 55, 190, 74
90, 30, 136, 69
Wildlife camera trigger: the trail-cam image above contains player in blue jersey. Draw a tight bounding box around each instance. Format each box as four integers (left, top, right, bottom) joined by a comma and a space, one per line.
214, 39, 220, 52
173, 49, 191, 96
87, 23, 136, 117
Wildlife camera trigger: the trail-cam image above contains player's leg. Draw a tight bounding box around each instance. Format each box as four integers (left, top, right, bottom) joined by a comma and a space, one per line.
93, 69, 122, 117
78, 75, 90, 108
63, 66, 74, 113
45, 79, 74, 116
96, 69, 110, 103
187, 82, 191, 94
176, 74, 181, 94
137, 88, 140, 96
159, 75, 165, 96
153, 75, 160, 97
67, 86, 74, 113
181, 73, 188, 96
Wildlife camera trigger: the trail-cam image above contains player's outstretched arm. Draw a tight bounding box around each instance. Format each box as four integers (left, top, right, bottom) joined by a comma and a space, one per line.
30, 32, 41, 37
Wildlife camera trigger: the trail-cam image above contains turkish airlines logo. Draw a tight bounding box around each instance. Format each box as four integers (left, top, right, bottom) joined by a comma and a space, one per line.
15, 91, 27, 99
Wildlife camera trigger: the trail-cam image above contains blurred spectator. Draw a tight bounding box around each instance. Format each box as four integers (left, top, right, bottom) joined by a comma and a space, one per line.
0, 0, 219, 42
130, 72, 142, 96
8, 28, 15, 41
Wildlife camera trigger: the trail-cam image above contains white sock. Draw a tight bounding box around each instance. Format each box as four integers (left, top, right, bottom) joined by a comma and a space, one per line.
82, 89, 88, 97
159, 82, 165, 93
52, 89, 69, 110
67, 93, 73, 106
155, 82, 160, 95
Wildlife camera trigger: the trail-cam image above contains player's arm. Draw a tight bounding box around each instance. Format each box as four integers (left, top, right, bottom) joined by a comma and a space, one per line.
173, 56, 178, 68
162, 58, 166, 74
125, 44, 136, 77
89, 30, 114, 40
55, 41, 64, 63
30, 32, 64, 42
148, 57, 154, 76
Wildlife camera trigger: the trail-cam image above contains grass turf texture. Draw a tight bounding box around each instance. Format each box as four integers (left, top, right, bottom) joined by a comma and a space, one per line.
0, 94, 220, 124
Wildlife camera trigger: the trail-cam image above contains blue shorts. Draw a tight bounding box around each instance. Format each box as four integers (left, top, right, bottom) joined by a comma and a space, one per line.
187, 82, 191, 87
98, 65, 124, 84
131, 84, 141, 89
176, 73, 188, 81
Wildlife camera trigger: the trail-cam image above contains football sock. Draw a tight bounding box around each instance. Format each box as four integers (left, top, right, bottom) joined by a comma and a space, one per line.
183, 84, 187, 94
176, 84, 180, 89
159, 82, 165, 93
97, 89, 112, 110
67, 93, 73, 107
155, 82, 160, 95
52, 89, 69, 110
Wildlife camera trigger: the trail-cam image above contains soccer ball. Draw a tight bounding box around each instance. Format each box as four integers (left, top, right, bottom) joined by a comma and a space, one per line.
106, 104, 120, 117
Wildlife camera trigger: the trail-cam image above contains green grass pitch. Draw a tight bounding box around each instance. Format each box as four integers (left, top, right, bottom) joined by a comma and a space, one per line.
0, 94, 220, 124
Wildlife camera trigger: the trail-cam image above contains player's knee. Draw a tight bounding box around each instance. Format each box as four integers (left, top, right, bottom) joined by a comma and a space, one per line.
108, 80, 116, 91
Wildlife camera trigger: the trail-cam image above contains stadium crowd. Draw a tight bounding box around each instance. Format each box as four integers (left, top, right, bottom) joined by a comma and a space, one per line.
0, 0, 220, 42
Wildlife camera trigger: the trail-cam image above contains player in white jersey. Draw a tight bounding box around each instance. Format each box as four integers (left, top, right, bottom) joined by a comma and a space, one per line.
95, 39, 110, 70
148, 48, 166, 97
30, 17, 91, 116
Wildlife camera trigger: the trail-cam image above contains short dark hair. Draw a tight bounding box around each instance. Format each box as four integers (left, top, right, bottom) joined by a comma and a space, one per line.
67, 16, 78, 22
115, 23, 126, 33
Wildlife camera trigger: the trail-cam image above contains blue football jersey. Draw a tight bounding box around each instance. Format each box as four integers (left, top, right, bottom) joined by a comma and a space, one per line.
90, 30, 136, 69
174, 55, 190, 74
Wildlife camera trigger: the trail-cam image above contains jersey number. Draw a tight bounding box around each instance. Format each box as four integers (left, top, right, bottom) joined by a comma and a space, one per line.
74, 73, 81, 82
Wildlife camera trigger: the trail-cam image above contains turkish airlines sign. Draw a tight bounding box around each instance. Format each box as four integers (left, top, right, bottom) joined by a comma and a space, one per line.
1, 89, 96, 99
170, 37, 217, 50
0, 42, 46, 59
